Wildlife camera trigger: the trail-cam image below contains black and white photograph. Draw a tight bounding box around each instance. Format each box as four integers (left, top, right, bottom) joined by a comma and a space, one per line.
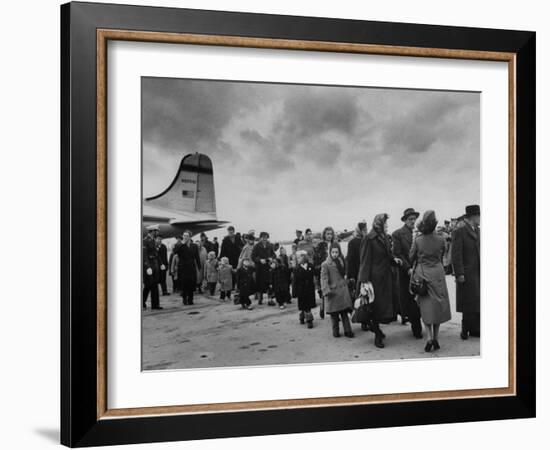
141, 77, 482, 370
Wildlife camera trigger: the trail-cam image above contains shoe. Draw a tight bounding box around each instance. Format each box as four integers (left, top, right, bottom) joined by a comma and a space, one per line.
361, 323, 369, 331
374, 334, 385, 348
401, 316, 409, 325
246, 305, 254, 310
424, 340, 434, 352
152, 306, 164, 310
279, 305, 285, 310
460, 331, 469, 340
307, 321, 313, 329
433, 340, 440, 350
267, 300, 276, 306
333, 330, 341, 338
344, 331, 355, 338
413, 331, 423, 339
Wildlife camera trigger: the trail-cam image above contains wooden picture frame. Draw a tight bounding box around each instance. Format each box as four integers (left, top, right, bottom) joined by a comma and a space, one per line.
61, 1, 535, 447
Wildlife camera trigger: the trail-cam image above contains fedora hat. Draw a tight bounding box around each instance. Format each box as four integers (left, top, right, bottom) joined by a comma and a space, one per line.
401, 208, 420, 222
465, 204, 480, 217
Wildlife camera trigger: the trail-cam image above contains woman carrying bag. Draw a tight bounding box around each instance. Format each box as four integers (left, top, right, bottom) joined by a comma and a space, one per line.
409, 210, 452, 352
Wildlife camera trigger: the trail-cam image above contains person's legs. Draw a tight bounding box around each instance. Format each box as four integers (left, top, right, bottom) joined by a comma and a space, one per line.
150, 281, 161, 309
372, 321, 384, 348
424, 323, 434, 351
305, 309, 314, 329
407, 296, 423, 338
142, 283, 150, 308
159, 270, 168, 295
330, 313, 340, 337
433, 323, 441, 350
299, 310, 305, 324
341, 311, 353, 337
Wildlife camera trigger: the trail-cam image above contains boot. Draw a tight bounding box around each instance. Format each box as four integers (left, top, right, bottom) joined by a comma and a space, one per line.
305, 311, 314, 329
374, 333, 385, 348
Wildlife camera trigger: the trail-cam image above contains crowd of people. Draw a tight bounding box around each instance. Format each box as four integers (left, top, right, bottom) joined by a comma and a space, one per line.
142, 204, 480, 352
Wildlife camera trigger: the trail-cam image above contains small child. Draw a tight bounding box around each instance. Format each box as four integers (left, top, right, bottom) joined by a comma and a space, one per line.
204, 251, 218, 295
236, 258, 255, 309
270, 258, 291, 309
217, 257, 233, 301
293, 250, 316, 328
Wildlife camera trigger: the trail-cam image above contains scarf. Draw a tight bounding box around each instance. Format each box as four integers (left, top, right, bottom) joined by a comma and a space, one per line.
332, 255, 346, 278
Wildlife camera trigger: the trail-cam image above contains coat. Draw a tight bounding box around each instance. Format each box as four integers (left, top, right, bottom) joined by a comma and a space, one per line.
410, 233, 451, 324
313, 241, 341, 276
251, 242, 276, 290
271, 265, 290, 293
320, 258, 353, 314
451, 224, 480, 314
392, 225, 415, 312
175, 242, 201, 283
346, 236, 362, 281
219, 235, 243, 268
237, 266, 255, 299
293, 263, 316, 311
205, 258, 219, 283
157, 243, 168, 269
357, 231, 395, 322
196, 245, 208, 283
218, 264, 233, 291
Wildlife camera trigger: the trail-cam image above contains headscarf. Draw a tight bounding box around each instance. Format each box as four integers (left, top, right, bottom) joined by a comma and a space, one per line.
353, 221, 367, 239
417, 210, 438, 234
371, 213, 389, 235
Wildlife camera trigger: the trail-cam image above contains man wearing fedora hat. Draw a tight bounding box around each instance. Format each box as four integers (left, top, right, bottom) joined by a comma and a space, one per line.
451, 204, 481, 339
392, 208, 423, 338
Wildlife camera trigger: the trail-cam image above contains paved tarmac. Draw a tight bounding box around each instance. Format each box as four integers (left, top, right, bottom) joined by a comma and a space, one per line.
142, 276, 480, 371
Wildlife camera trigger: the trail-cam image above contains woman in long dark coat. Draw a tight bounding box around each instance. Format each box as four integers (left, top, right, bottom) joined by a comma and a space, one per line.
358, 213, 397, 348
410, 210, 452, 352
293, 250, 316, 329
175, 231, 202, 305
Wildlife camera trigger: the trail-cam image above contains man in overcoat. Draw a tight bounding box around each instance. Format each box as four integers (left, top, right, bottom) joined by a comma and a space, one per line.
451, 204, 481, 339
175, 230, 202, 305
346, 221, 367, 292
143, 224, 163, 310
251, 231, 276, 304
392, 208, 423, 338
219, 226, 243, 288
155, 235, 169, 296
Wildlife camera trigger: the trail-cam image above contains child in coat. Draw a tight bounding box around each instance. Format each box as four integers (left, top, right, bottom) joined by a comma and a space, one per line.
204, 251, 218, 295
236, 258, 255, 309
217, 257, 233, 301
270, 257, 291, 309
293, 251, 316, 328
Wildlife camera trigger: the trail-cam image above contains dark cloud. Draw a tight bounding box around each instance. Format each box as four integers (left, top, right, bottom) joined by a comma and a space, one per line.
143, 79, 480, 239
273, 88, 361, 152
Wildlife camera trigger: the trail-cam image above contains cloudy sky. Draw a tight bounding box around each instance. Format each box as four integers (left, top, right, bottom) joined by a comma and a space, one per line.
142, 77, 480, 241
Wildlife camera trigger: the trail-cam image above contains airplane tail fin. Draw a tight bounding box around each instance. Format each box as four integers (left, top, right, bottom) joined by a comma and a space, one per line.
145, 153, 217, 217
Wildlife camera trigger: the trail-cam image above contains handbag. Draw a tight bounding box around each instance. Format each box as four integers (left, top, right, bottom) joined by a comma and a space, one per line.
351, 282, 374, 324
409, 260, 428, 296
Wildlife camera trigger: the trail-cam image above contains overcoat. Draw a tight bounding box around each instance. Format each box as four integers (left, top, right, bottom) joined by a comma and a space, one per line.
175, 242, 201, 284
218, 264, 233, 291
410, 233, 451, 324
392, 225, 414, 312
451, 224, 480, 313
237, 266, 255, 299
251, 242, 276, 291
205, 258, 218, 283
346, 236, 362, 281
196, 244, 207, 284
320, 258, 353, 314
293, 262, 317, 311
219, 235, 243, 268
357, 230, 395, 322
